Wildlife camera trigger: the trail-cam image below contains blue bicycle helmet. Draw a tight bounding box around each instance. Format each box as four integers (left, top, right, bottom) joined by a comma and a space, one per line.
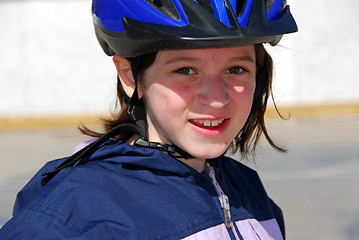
92, 0, 297, 58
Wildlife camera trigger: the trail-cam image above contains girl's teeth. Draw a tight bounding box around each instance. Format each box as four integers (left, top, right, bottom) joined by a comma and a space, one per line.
212, 120, 219, 126
204, 120, 211, 126
193, 119, 225, 127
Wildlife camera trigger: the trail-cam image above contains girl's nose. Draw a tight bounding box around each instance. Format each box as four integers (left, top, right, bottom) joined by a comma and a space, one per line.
197, 75, 230, 109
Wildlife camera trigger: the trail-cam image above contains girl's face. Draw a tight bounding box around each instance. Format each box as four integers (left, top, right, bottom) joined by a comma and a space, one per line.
140, 45, 256, 161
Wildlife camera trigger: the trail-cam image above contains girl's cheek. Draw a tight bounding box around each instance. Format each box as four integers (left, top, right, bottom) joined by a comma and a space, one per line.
167, 84, 197, 102
232, 80, 255, 95
234, 86, 245, 93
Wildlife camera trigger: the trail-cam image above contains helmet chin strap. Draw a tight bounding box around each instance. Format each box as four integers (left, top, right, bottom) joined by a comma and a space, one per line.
125, 56, 147, 139
125, 56, 194, 159
134, 138, 194, 159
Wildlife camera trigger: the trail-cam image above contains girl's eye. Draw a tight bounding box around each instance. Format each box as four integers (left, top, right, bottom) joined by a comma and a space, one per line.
226, 66, 246, 74
175, 67, 196, 75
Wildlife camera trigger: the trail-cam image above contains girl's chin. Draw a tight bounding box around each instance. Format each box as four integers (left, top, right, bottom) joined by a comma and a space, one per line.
185, 145, 228, 159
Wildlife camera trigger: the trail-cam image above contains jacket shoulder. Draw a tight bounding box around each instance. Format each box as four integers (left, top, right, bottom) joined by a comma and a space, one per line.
12, 158, 66, 215
0, 209, 85, 240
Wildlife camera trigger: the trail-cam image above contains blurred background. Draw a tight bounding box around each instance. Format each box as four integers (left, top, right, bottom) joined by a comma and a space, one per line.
0, 0, 358, 239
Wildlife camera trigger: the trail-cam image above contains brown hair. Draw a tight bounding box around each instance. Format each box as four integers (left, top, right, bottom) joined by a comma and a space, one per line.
230, 44, 286, 157
80, 44, 286, 157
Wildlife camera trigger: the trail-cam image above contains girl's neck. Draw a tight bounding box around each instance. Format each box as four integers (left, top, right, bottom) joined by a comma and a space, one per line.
127, 135, 206, 172
178, 157, 206, 173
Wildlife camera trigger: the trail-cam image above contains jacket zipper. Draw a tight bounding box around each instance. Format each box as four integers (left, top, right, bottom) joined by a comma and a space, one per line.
206, 163, 242, 240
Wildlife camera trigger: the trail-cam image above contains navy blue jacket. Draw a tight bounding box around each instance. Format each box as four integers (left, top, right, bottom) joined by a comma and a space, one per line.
0, 139, 285, 239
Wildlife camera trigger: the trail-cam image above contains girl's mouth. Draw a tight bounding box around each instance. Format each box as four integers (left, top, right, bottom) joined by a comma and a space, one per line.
188, 118, 229, 137
189, 119, 226, 129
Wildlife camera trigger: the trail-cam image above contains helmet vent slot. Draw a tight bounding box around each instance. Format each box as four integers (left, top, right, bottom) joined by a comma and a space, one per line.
265, 0, 288, 19
150, 0, 163, 7
145, 0, 180, 21
194, 0, 215, 16
265, 0, 275, 12
265, 0, 288, 13
236, 0, 246, 17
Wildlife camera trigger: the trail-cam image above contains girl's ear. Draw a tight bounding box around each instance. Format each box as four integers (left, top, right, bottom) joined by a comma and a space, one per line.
113, 55, 143, 98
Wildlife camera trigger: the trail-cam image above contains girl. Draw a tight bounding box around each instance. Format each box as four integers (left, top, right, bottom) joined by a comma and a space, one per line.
0, 0, 297, 239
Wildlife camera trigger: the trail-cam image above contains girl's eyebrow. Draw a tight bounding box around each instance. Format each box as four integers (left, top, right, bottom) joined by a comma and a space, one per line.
164, 55, 255, 65
164, 56, 201, 65
229, 56, 255, 63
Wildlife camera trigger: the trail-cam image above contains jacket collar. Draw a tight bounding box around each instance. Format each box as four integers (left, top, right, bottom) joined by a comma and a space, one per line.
88, 139, 222, 178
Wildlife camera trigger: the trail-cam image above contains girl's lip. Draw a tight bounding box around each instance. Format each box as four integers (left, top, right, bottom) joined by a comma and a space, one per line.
188, 118, 230, 137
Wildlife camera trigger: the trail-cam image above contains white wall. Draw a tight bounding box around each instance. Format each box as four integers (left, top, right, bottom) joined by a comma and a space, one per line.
0, 0, 358, 117
268, 0, 359, 106
0, 0, 115, 116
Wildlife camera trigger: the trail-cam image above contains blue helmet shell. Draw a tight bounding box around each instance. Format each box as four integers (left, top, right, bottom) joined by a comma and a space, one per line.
92, 0, 297, 57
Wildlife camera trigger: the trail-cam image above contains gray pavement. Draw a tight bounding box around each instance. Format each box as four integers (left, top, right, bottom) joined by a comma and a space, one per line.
0, 116, 358, 240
